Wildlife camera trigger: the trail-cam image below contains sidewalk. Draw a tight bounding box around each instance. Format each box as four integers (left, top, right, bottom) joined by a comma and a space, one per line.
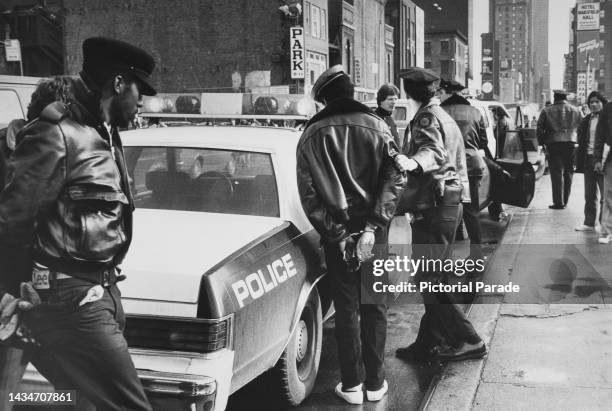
426, 175, 612, 410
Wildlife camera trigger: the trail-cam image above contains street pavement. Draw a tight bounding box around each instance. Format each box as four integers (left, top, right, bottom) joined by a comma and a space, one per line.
426, 174, 612, 411
228, 204, 511, 410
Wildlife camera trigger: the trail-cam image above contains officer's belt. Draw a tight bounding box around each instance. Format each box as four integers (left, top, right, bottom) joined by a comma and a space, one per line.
53, 268, 123, 287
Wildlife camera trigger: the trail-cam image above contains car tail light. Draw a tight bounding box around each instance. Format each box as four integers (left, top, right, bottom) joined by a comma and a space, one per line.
124, 316, 231, 353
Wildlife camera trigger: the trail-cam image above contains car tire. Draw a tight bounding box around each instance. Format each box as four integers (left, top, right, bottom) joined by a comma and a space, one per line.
273, 287, 322, 406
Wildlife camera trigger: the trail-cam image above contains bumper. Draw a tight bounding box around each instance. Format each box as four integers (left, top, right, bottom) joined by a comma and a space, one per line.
20, 348, 235, 411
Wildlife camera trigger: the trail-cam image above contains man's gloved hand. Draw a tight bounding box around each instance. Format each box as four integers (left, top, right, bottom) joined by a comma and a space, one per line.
0, 282, 41, 344
394, 154, 419, 173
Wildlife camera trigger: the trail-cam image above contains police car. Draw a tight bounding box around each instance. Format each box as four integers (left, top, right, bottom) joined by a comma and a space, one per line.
20, 95, 331, 410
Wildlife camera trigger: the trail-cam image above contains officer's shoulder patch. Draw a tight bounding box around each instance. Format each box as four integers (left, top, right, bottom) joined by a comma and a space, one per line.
416, 112, 436, 128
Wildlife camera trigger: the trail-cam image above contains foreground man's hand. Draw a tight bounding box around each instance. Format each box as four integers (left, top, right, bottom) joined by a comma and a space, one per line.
594, 161, 603, 174
0, 282, 42, 344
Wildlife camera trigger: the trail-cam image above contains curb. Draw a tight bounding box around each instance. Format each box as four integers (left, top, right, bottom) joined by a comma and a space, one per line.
421, 205, 532, 411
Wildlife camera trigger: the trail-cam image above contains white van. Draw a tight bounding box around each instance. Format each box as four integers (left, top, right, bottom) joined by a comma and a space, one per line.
0, 75, 42, 128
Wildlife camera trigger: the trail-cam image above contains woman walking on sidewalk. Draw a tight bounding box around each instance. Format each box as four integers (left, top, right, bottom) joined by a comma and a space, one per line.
575, 91, 607, 233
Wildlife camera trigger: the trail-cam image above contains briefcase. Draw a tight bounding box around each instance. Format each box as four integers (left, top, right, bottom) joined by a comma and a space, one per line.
490, 129, 535, 208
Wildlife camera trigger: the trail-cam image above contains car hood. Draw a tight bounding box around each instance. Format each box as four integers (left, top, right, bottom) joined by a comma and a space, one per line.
119, 209, 285, 304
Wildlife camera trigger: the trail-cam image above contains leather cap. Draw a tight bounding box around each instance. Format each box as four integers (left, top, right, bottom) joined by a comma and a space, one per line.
399, 67, 440, 84
442, 79, 465, 92
553, 89, 569, 96
82, 37, 156, 96
311, 65, 350, 102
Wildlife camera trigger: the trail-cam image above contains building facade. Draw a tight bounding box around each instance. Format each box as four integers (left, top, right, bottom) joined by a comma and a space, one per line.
424, 30, 468, 84
491, 0, 534, 103
384, 0, 424, 89
531, 0, 549, 106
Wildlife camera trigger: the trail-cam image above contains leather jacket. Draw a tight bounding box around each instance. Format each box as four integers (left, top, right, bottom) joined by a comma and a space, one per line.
575, 113, 597, 172
375, 106, 400, 148
440, 94, 488, 177
397, 97, 470, 212
594, 102, 612, 164
536, 101, 582, 145
297, 98, 405, 243
0, 76, 134, 282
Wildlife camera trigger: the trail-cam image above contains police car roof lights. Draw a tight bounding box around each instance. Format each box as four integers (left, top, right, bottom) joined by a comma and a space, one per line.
140, 92, 317, 121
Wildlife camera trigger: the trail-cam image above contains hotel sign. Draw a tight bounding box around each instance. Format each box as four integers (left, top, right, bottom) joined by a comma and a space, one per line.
577, 3, 600, 31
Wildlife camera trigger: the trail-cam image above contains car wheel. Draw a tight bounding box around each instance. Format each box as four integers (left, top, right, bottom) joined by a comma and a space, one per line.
273, 287, 322, 406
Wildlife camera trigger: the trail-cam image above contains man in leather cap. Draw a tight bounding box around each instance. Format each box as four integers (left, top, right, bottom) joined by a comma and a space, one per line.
0, 37, 156, 410
440, 79, 488, 260
297, 65, 404, 405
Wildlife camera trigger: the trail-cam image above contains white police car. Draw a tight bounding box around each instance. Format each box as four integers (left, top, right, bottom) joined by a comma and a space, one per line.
20, 106, 332, 410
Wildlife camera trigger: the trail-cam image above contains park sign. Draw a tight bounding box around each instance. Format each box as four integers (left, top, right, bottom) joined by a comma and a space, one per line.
290, 27, 305, 79
577, 3, 600, 31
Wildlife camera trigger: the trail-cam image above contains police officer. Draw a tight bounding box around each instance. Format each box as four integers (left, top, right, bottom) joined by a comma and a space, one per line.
537, 89, 582, 209
297, 65, 404, 404
440, 79, 487, 260
394, 68, 486, 362
0, 38, 156, 410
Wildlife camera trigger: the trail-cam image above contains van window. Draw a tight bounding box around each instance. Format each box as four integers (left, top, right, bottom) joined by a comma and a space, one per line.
0, 90, 25, 128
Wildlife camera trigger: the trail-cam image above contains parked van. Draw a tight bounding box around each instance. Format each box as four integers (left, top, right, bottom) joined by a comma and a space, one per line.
0, 75, 42, 127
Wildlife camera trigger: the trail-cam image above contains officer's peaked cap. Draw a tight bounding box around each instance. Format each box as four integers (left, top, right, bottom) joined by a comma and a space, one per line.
311, 65, 351, 102
399, 67, 440, 84
82, 37, 156, 96
553, 89, 569, 96
442, 79, 465, 92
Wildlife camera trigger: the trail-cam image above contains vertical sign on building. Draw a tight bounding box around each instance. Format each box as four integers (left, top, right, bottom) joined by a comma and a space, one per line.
577, 72, 587, 104
290, 27, 305, 79
4, 39, 22, 62
481, 33, 495, 100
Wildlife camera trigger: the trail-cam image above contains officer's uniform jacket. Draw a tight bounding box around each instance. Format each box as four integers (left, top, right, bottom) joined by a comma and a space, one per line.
440, 93, 488, 177
0, 76, 134, 283
297, 98, 405, 243
536, 101, 582, 145
398, 97, 470, 212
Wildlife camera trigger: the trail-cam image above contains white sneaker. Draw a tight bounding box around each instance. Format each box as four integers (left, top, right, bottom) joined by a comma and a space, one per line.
334, 383, 363, 405
598, 235, 612, 244
366, 380, 388, 401
575, 224, 595, 232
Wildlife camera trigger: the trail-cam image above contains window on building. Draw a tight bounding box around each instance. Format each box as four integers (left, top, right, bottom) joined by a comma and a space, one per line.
345, 39, 352, 75
425, 61, 432, 69
425, 41, 431, 56
321, 10, 327, 40
601, 39, 605, 48
440, 40, 449, 54
311, 5, 320, 38
601, 25, 605, 33
387, 52, 392, 83
440, 60, 451, 78
304, 2, 310, 35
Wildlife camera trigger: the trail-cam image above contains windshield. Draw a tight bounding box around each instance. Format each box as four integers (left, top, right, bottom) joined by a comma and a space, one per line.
125, 146, 279, 217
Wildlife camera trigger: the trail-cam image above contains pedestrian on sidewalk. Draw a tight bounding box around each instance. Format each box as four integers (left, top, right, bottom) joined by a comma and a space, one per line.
594, 97, 612, 244
393, 68, 486, 363
536, 89, 582, 209
440, 79, 488, 260
297, 65, 405, 405
575, 91, 608, 233
0, 37, 157, 410
374, 83, 401, 149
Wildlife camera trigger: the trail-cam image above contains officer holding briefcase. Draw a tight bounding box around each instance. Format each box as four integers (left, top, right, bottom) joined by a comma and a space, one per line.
393, 68, 486, 362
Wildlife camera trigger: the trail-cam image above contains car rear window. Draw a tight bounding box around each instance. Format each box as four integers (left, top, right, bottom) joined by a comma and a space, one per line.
0, 89, 25, 128
125, 146, 279, 217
